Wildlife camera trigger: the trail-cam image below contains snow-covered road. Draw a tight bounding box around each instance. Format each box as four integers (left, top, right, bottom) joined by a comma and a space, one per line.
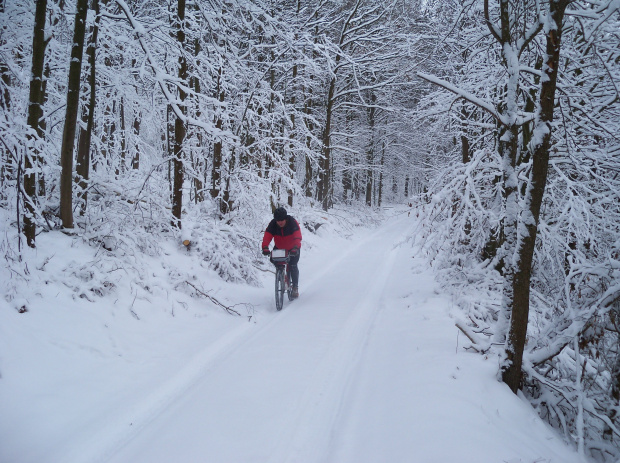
103, 216, 413, 463
2, 213, 583, 463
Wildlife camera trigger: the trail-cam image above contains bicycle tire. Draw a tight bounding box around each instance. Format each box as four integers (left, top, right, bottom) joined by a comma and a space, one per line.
286, 266, 293, 301
275, 266, 285, 311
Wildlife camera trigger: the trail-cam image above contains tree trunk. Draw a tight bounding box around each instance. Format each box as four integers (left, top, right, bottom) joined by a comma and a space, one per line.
483, 0, 523, 346
0, 0, 10, 112
221, 152, 234, 215
502, 0, 569, 393
211, 66, 224, 205
172, 0, 187, 228
365, 91, 376, 206
190, 40, 202, 201
132, 106, 140, 170
495, 122, 519, 343
404, 174, 409, 198
24, 0, 48, 247
302, 16, 318, 199
117, 96, 126, 176
302, 91, 314, 198
0, 0, 10, 191
211, 126, 222, 199
99, 55, 114, 169
378, 141, 385, 207
59, 0, 88, 229
461, 135, 470, 164
460, 101, 470, 164
317, 76, 336, 211
287, 62, 298, 208
76, 0, 100, 216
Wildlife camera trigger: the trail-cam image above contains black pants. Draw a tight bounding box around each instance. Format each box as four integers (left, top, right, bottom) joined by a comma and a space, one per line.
271, 249, 300, 287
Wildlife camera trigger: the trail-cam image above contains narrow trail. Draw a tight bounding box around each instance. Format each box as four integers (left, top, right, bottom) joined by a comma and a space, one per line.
57, 213, 581, 463
96, 216, 413, 463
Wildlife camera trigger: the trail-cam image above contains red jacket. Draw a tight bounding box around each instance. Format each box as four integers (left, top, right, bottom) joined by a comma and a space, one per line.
262, 216, 302, 251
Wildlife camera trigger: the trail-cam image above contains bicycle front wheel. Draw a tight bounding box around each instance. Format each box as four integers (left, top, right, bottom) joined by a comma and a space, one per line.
275, 266, 285, 311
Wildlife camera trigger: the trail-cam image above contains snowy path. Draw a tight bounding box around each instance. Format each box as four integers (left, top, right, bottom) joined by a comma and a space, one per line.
41, 214, 581, 463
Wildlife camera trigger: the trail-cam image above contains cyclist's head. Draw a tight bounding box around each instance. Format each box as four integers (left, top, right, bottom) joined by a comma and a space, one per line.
274, 207, 287, 221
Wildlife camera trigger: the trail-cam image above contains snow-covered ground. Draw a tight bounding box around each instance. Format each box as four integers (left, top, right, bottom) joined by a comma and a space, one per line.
1, 206, 584, 463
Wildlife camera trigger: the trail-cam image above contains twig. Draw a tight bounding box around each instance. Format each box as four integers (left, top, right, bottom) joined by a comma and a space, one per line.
185, 281, 241, 316
129, 292, 140, 320
455, 320, 480, 345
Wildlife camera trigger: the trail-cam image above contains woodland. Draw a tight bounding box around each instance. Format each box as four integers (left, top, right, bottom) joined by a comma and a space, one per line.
1, 0, 619, 460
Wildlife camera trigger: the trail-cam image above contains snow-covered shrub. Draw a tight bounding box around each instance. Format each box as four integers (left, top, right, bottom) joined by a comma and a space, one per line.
414, 147, 505, 329
183, 211, 261, 286
417, 139, 620, 460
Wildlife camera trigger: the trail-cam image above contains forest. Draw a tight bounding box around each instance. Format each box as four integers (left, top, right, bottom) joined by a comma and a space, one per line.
1, 0, 619, 460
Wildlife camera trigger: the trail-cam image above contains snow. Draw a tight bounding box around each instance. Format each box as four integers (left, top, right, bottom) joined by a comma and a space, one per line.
0, 206, 584, 463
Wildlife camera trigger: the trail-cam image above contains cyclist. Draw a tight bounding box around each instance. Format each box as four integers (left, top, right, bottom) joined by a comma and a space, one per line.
262, 207, 302, 298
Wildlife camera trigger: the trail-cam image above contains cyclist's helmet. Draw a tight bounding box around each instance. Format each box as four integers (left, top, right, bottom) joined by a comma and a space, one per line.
274, 207, 287, 221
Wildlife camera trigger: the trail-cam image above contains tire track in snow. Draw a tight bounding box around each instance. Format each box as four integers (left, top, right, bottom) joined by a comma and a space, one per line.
70, 222, 403, 463
55, 316, 268, 463
269, 219, 407, 463
77, 215, 412, 463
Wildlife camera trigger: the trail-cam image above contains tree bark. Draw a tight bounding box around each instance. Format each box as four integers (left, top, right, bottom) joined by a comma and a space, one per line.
287, 62, 298, 208
59, 0, 88, 229
302, 15, 318, 199
24, 0, 48, 247
76, 0, 100, 215
0, 2, 10, 112
461, 135, 470, 164
378, 141, 384, 206
317, 76, 335, 211
172, 0, 187, 228
99, 55, 115, 169
132, 105, 140, 170
117, 96, 126, 176
502, 0, 569, 393
211, 66, 224, 206
365, 90, 376, 206
483, 0, 524, 346
190, 40, 201, 201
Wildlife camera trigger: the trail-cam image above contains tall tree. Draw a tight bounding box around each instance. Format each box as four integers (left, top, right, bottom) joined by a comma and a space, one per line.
59, 0, 88, 229
502, 0, 572, 394
0, 0, 11, 112
365, 88, 377, 206
415, 1, 620, 452
24, 0, 48, 247
76, 0, 101, 215
171, 0, 187, 228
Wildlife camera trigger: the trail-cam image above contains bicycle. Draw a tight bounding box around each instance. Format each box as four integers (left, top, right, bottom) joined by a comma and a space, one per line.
270, 248, 293, 311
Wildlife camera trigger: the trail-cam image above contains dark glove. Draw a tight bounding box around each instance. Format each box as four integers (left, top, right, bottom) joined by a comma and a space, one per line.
262, 248, 270, 256
289, 247, 299, 257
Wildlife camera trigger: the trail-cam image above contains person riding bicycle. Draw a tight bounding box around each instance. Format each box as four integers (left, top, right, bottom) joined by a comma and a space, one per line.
262, 207, 302, 298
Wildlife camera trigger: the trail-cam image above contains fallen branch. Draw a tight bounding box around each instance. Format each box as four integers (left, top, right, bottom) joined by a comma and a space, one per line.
456, 320, 479, 344
455, 320, 492, 353
185, 281, 241, 316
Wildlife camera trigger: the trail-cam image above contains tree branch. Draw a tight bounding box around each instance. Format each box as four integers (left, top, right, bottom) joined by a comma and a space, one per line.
416, 72, 503, 123
185, 281, 241, 316
114, 0, 234, 140
484, 0, 502, 43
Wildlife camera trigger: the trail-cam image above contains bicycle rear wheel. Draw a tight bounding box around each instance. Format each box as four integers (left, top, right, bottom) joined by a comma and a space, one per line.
275, 266, 285, 311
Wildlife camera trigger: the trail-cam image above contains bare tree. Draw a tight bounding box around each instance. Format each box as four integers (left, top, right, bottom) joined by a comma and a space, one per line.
502, 0, 571, 394
171, 0, 187, 228
76, 0, 101, 215
59, 0, 88, 229
24, 0, 49, 247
